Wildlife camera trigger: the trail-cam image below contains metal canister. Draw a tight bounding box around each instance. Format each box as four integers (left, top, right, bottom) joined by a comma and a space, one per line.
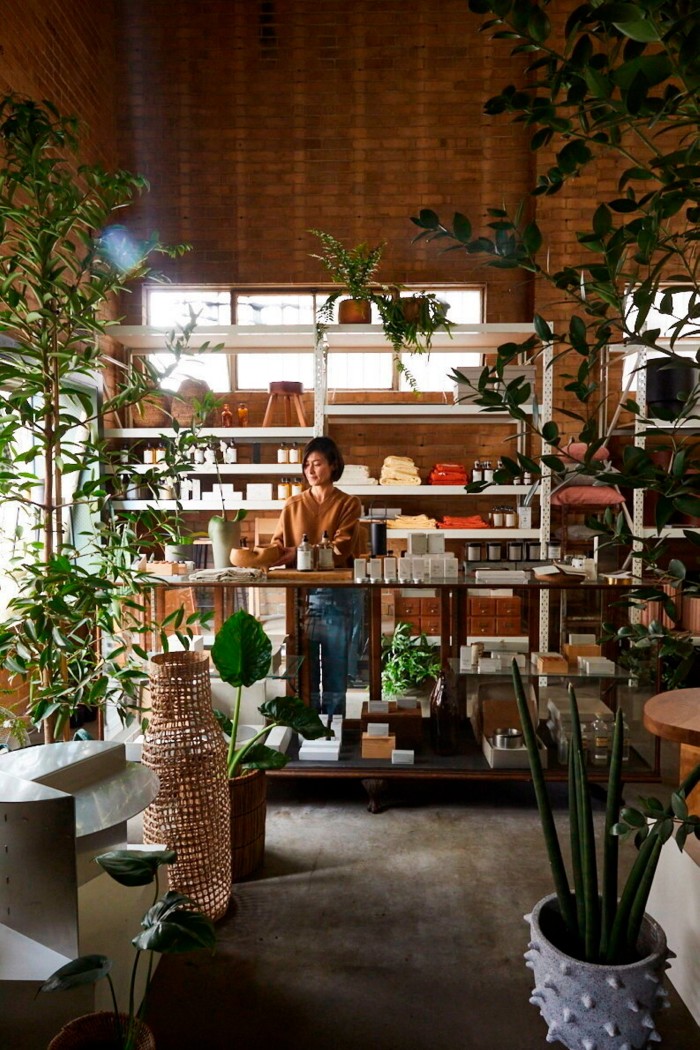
507, 540, 524, 561
487, 541, 502, 561
467, 542, 482, 562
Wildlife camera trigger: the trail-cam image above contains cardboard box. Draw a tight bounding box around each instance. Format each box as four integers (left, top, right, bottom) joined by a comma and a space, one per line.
361, 700, 423, 749
361, 732, 396, 759
533, 652, 569, 674
145, 561, 190, 576
562, 643, 601, 668
471, 682, 538, 744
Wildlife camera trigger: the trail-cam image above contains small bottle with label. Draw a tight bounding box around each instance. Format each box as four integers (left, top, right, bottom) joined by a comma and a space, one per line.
317, 530, 334, 570
297, 534, 313, 571
288, 444, 300, 464
237, 402, 249, 426
277, 478, 291, 500
277, 443, 289, 464
221, 403, 234, 427
483, 460, 494, 483
591, 715, 610, 766
472, 460, 483, 483
523, 470, 532, 487
291, 478, 303, 497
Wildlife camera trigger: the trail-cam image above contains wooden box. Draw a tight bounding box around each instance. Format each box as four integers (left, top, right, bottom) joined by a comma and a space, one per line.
469, 597, 496, 616
562, 643, 601, 668
361, 701, 424, 749
534, 652, 569, 674
420, 597, 441, 617
467, 616, 496, 636
472, 682, 538, 745
146, 561, 190, 576
361, 732, 397, 759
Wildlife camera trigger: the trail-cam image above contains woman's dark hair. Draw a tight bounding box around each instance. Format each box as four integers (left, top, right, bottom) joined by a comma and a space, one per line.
302, 436, 344, 482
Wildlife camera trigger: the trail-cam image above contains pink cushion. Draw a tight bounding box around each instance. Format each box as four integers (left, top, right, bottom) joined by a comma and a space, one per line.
551, 486, 625, 507
558, 442, 610, 464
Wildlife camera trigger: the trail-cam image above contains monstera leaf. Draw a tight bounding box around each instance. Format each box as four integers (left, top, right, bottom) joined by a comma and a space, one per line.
211, 609, 272, 688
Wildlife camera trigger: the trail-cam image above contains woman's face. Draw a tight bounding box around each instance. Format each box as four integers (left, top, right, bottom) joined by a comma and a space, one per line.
303, 451, 333, 487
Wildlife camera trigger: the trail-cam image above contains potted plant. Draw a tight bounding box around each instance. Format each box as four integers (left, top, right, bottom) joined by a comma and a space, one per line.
0, 94, 197, 742
210, 609, 327, 877
375, 287, 453, 389
309, 228, 385, 324
41, 848, 216, 1050
512, 662, 700, 1049
380, 620, 441, 699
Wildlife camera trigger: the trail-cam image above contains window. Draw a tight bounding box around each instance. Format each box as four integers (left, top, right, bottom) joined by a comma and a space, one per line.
621, 289, 700, 391
143, 285, 484, 391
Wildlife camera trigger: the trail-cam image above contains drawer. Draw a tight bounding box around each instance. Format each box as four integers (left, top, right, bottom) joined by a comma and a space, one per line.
469, 597, 496, 616
396, 597, 421, 618
495, 616, 522, 636
467, 616, 496, 636
495, 596, 521, 616
420, 598, 441, 617
421, 616, 442, 636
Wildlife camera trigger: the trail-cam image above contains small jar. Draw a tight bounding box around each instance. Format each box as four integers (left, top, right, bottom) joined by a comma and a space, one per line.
507, 540, 524, 561
466, 542, 482, 562
547, 540, 562, 560
277, 443, 289, 464
483, 460, 494, 483
505, 510, 517, 528
237, 402, 249, 426
527, 541, 541, 561
491, 509, 504, 528
487, 542, 502, 561
472, 460, 483, 483
277, 478, 291, 500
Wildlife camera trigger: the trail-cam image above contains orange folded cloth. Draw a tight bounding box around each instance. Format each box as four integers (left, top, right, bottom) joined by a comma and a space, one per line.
438, 515, 490, 529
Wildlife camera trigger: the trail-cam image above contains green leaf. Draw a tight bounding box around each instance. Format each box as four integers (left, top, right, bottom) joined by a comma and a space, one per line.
259, 695, 327, 738
134, 890, 216, 953
533, 313, 552, 341
40, 954, 112, 993
96, 848, 176, 886
453, 212, 472, 243
239, 741, 289, 770
210, 609, 272, 688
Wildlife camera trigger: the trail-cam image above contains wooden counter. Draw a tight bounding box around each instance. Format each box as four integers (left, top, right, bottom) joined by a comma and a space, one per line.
644, 688, 700, 813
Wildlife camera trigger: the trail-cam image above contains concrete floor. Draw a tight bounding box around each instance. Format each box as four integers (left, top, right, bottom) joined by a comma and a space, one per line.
145, 778, 700, 1050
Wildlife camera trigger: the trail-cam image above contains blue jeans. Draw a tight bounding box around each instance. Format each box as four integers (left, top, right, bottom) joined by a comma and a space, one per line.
305, 589, 356, 718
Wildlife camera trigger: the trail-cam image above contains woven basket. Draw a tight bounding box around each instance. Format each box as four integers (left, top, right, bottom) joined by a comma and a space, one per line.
47, 1012, 155, 1050
142, 651, 232, 920
171, 378, 211, 426
230, 768, 267, 880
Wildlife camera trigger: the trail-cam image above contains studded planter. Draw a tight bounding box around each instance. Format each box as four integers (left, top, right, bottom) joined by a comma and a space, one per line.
525, 895, 673, 1050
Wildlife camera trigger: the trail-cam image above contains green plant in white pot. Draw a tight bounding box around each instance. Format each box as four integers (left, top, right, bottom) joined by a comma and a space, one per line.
513, 662, 700, 1049
41, 848, 215, 1050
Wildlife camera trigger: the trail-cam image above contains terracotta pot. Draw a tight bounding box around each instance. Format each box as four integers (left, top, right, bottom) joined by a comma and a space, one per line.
525, 895, 670, 1050
399, 296, 423, 324
338, 298, 371, 324
48, 1012, 155, 1050
229, 768, 267, 880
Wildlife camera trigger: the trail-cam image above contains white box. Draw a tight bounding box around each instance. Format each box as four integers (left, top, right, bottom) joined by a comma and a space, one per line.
391, 749, 415, 765
518, 506, 532, 530
190, 479, 201, 500
398, 556, 413, 582
246, 483, 274, 500
482, 732, 548, 768
407, 532, 428, 555
427, 532, 445, 554
368, 722, 390, 736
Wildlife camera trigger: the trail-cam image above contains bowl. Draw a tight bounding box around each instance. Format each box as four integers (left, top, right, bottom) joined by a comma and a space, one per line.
492, 727, 524, 750
230, 545, 280, 569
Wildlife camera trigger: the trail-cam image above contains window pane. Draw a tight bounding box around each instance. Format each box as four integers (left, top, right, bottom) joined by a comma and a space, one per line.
144, 352, 232, 393
399, 351, 482, 393
147, 289, 231, 326
237, 353, 315, 390
237, 294, 316, 325
327, 353, 393, 389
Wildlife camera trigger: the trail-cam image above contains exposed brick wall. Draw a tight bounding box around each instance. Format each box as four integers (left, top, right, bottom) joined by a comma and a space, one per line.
115, 0, 534, 322
0, 0, 119, 169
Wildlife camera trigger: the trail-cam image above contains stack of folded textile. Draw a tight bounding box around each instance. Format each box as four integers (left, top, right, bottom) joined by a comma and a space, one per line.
387, 514, 437, 530
438, 515, 490, 529
428, 463, 468, 485
342, 464, 378, 486
380, 455, 421, 486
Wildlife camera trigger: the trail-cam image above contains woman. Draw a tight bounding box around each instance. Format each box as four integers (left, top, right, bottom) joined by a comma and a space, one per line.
272, 436, 364, 718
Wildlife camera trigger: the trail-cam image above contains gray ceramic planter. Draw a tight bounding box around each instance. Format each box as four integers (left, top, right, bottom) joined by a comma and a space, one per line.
525, 895, 673, 1050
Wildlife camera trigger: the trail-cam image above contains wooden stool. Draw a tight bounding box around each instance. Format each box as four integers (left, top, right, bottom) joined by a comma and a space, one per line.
262, 381, 307, 427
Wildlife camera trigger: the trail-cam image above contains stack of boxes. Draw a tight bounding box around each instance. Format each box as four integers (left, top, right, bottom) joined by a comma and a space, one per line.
466, 593, 522, 637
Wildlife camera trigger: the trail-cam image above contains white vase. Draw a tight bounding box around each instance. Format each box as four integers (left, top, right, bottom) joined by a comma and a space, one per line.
208, 515, 240, 569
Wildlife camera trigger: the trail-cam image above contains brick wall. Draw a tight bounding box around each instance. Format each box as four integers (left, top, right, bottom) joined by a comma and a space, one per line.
0, 0, 119, 169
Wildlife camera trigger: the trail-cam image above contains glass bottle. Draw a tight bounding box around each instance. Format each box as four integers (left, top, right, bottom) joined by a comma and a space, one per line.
297, 533, 313, 571
591, 715, 610, 766
429, 668, 459, 756
483, 460, 494, 483
472, 460, 483, 483
317, 529, 334, 570
237, 402, 249, 426
221, 403, 234, 427
288, 444, 300, 464
277, 442, 289, 464
291, 478, 303, 497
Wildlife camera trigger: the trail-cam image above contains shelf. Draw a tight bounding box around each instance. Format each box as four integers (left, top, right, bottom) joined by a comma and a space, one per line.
322, 323, 537, 351
105, 427, 314, 441
340, 484, 533, 496
641, 526, 700, 538
325, 403, 534, 419
111, 499, 284, 511
123, 463, 304, 476
386, 528, 539, 540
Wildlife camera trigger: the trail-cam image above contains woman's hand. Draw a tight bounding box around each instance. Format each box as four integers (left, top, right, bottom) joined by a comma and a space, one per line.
272, 545, 297, 567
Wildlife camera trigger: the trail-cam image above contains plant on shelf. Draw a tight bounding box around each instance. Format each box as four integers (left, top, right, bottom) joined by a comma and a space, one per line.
410, 0, 700, 686
0, 94, 199, 741
375, 287, 453, 388
211, 609, 326, 778
41, 848, 216, 1050
380, 620, 441, 698
310, 228, 385, 324
513, 661, 700, 1047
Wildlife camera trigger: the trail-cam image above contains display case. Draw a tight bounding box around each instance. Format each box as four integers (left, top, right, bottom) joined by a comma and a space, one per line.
149, 572, 661, 808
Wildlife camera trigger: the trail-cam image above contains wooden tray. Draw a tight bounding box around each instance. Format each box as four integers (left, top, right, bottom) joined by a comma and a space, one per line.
267, 569, 353, 581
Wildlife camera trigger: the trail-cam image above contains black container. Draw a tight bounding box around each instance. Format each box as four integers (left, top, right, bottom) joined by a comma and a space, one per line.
429, 669, 460, 756
646, 359, 700, 418
370, 520, 387, 556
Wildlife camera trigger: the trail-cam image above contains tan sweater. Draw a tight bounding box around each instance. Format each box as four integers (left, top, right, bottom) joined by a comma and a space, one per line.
272, 487, 364, 567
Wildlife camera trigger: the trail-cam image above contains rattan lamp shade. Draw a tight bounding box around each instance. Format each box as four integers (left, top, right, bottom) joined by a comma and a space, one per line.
142, 651, 231, 921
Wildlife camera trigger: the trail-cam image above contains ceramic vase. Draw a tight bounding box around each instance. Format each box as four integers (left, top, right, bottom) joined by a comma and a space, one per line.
525, 894, 672, 1050
208, 515, 240, 569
